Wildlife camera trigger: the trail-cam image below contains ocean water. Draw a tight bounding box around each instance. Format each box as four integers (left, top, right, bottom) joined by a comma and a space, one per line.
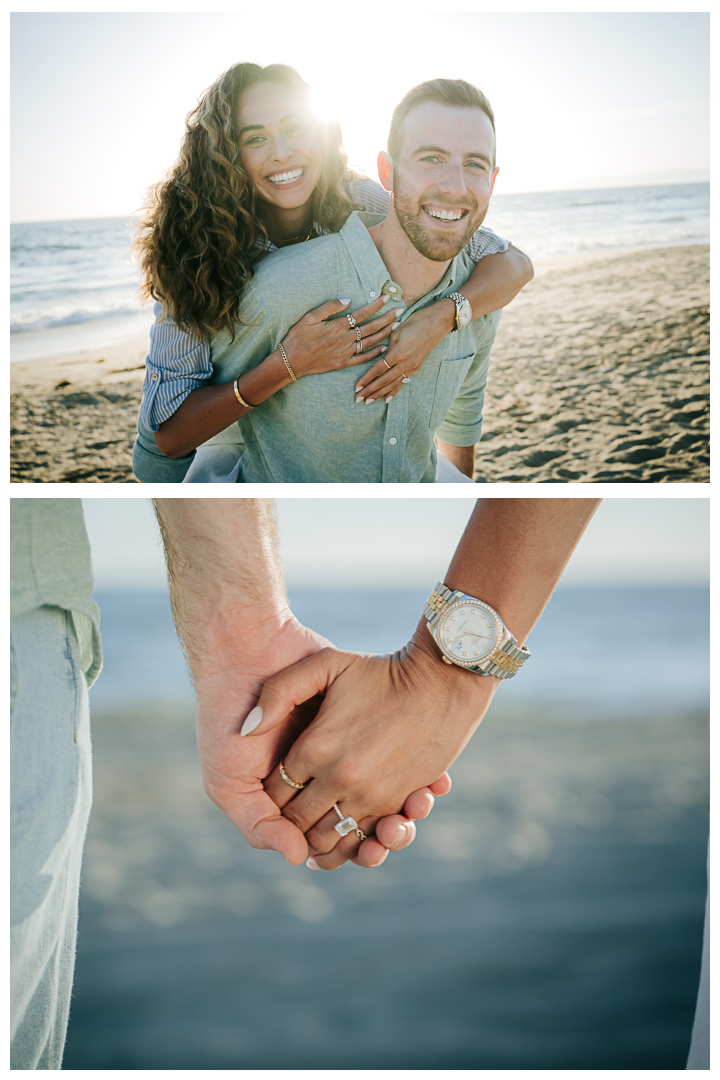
89, 585, 709, 717
10, 182, 709, 359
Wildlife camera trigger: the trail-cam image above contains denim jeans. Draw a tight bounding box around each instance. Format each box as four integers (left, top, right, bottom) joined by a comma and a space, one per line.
10, 607, 93, 1070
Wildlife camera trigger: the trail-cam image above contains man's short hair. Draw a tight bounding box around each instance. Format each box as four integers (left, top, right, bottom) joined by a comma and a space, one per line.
388, 78, 496, 166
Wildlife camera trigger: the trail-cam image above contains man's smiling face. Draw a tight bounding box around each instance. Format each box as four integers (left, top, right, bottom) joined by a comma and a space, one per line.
389, 102, 499, 262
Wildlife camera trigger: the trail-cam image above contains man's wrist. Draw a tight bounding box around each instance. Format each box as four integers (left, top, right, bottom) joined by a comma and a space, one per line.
184, 599, 293, 681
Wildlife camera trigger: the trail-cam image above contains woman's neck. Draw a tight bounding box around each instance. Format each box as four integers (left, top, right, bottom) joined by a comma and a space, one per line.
264, 200, 313, 245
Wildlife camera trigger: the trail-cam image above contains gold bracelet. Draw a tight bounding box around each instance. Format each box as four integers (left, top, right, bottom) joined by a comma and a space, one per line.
278, 342, 298, 383
233, 378, 255, 409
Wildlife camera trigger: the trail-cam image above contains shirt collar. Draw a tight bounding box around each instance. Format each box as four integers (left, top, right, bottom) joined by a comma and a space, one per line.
339, 211, 463, 310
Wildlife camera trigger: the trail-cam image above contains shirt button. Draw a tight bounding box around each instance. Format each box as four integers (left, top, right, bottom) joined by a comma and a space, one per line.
389, 437, 397, 445
151, 372, 158, 380
369, 291, 376, 298
388, 286, 398, 293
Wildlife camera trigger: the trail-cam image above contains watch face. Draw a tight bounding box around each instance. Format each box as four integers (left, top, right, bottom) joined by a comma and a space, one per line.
438, 601, 500, 665
458, 305, 471, 327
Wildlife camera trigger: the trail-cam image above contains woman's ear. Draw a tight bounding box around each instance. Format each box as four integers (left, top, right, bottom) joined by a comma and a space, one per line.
377, 151, 393, 193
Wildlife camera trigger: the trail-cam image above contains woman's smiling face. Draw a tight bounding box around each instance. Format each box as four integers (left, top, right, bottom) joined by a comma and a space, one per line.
238, 81, 323, 210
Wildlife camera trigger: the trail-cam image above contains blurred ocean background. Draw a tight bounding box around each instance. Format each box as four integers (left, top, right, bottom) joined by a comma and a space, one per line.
10, 181, 710, 362
63, 582, 709, 1069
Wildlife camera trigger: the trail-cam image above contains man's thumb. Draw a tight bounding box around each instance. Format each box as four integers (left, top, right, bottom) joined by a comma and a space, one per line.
239, 649, 339, 737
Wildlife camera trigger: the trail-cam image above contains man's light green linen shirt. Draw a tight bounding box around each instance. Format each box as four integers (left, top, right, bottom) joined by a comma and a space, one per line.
207, 211, 502, 483
11, 500, 102, 686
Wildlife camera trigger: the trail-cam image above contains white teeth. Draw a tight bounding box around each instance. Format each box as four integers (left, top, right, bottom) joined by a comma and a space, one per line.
426, 207, 464, 221
267, 168, 303, 185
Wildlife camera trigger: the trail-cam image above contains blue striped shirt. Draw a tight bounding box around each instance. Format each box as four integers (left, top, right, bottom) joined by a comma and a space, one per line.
139, 177, 509, 431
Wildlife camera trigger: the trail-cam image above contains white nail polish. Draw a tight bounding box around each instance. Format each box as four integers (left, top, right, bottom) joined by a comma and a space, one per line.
307, 858, 320, 870
365, 398, 374, 404
339, 298, 351, 305
381, 295, 390, 304
355, 395, 364, 403
380, 346, 388, 352
391, 322, 400, 330
240, 705, 263, 736
393, 308, 404, 314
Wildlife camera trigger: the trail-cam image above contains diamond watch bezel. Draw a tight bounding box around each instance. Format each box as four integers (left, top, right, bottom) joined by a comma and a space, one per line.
436, 598, 504, 669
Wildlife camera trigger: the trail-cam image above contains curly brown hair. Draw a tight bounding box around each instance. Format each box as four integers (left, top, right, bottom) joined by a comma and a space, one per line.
135, 63, 358, 340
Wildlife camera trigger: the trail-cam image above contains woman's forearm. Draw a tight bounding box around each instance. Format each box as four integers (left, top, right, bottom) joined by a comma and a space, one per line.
154, 349, 293, 458
434, 497, 600, 646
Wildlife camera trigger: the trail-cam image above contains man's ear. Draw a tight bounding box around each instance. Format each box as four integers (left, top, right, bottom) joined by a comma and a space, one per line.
490, 167, 499, 196
377, 151, 393, 193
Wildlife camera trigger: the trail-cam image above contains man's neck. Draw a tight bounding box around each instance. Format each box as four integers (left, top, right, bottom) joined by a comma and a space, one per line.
368, 205, 451, 308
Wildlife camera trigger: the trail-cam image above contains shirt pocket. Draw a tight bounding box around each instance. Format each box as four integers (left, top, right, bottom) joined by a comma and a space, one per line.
428, 354, 476, 430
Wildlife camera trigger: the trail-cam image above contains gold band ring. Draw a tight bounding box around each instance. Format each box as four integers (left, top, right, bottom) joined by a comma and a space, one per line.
279, 761, 306, 789
382, 357, 391, 371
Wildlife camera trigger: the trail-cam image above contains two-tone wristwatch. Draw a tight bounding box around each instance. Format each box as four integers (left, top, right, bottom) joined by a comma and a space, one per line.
448, 292, 472, 331
424, 581, 530, 679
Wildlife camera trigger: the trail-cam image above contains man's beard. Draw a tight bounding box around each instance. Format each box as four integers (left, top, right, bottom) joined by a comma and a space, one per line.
392, 180, 487, 262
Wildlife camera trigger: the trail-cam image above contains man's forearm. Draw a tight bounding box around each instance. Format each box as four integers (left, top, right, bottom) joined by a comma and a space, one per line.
153, 498, 291, 676
436, 440, 476, 478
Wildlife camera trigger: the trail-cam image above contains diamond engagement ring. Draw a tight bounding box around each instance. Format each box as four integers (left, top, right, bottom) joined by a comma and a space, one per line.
401, 373, 411, 384
346, 313, 357, 329
279, 760, 306, 790
332, 803, 367, 841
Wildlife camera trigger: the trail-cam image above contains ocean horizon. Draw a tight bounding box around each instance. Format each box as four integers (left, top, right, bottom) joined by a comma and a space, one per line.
10, 181, 709, 363
89, 584, 709, 718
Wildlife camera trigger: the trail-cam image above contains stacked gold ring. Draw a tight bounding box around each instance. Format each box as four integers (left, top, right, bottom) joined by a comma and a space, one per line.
355, 327, 363, 353
279, 760, 306, 789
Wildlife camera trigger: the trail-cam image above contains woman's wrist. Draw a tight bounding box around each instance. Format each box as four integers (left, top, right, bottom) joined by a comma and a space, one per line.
235, 348, 296, 407
431, 296, 458, 336
405, 622, 501, 704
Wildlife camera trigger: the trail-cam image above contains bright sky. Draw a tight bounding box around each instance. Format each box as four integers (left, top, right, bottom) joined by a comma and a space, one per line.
81, 498, 710, 591
11, 10, 709, 223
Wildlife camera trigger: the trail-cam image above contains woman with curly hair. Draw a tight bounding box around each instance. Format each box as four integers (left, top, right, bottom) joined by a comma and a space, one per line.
132, 62, 532, 483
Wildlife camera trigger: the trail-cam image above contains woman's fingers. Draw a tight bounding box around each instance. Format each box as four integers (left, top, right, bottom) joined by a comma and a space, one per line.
356, 371, 405, 403
358, 356, 393, 388
308, 816, 382, 870
305, 297, 353, 323
345, 345, 386, 368
350, 294, 395, 323
240, 648, 347, 740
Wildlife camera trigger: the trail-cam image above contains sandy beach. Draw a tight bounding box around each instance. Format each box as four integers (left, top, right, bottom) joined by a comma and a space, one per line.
10, 244, 708, 484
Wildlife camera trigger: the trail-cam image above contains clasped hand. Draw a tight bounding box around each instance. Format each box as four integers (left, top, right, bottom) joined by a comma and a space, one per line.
243, 634, 497, 870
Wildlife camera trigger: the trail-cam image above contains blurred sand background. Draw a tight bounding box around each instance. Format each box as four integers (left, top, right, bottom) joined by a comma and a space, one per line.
10, 245, 708, 484
63, 700, 708, 1070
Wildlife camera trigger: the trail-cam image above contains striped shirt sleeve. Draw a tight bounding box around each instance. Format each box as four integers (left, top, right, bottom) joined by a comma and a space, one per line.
139, 303, 213, 431
347, 176, 510, 261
